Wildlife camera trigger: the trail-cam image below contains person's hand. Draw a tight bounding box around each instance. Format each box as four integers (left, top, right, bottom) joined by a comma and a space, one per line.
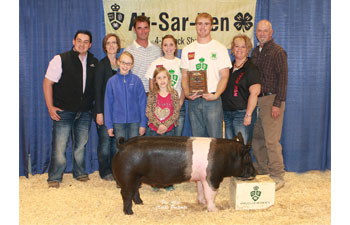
202, 93, 217, 101
107, 129, 114, 137
96, 113, 104, 125
48, 106, 62, 121
243, 116, 252, 126
187, 91, 202, 100
271, 106, 281, 119
139, 127, 146, 136
157, 124, 168, 135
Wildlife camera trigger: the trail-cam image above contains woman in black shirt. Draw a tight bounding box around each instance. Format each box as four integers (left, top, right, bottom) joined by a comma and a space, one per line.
94, 33, 121, 180
221, 34, 261, 144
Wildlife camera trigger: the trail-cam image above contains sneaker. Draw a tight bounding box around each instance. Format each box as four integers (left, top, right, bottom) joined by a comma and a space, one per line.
271, 176, 285, 191
152, 187, 160, 192
48, 181, 59, 188
256, 170, 269, 175
165, 185, 174, 191
103, 174, 114, 181
77, 176, 89, 182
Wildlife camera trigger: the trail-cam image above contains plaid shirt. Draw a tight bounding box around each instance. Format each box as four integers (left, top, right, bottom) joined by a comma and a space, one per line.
251, 39, 288, 107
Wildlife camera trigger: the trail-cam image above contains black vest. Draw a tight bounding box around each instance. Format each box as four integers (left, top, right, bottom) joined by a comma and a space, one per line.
53, 49, 98, 112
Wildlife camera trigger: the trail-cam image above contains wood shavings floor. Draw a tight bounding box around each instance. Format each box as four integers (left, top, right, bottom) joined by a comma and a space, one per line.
19, 170, 330, 225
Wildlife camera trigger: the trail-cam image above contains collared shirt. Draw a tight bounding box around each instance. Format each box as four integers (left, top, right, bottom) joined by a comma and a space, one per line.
45, 54, 88, 93
124, 40, 161, 92
251, 39, 288, 107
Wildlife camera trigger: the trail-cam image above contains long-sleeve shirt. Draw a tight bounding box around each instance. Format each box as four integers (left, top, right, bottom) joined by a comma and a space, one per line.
94, 56, 117, 115
146, 89, 180, 131
251, 39, 288, 107
104, 69, 147, 129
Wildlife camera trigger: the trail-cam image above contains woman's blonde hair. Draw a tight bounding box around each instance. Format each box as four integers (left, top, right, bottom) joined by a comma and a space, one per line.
230, 34, 253, 56
152, 67, 172, 93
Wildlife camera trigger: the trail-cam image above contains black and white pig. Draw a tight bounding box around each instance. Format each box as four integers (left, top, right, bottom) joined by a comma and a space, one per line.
111, 133, 256, 215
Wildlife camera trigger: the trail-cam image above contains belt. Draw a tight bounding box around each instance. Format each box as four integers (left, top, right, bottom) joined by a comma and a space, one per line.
258, 92, 273, 97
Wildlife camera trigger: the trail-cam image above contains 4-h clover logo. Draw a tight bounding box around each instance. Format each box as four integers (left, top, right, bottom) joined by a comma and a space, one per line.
196, 58, 208, 70
108, 4, 124, 30
250, 186, 262, 201
211, 52, 217, 60
169, 69, 178, 87
234, 12, 253, 32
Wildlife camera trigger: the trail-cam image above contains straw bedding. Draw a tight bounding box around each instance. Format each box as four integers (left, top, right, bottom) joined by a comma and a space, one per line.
19, 170, 330, 225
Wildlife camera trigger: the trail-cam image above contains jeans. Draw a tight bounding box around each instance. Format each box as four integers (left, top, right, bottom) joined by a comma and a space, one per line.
47, 110, 92, 182
149, 128, 175, 136
113, 123, 140, 152
223, 108, 257, 145
96, 124, 116, 179
188, 97, 223, 138
174, 101, 186, 136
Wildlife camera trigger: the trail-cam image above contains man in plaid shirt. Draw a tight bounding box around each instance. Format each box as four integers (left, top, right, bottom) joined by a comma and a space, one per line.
251, 19, 288, 191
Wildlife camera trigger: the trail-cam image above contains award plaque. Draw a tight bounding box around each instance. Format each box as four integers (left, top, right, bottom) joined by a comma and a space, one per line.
188, 70, 208, 95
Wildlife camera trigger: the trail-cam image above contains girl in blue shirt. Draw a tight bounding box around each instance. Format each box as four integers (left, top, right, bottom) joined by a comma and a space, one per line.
104, 51, 147, 145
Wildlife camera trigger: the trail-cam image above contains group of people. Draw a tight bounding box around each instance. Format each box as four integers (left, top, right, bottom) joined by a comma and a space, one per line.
43, 13, 288, 192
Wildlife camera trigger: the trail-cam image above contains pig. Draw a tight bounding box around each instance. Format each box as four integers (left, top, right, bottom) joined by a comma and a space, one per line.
111, 133, 256, 215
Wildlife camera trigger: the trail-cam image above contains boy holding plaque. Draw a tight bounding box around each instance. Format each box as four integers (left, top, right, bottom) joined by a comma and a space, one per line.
180, 13, 232, 138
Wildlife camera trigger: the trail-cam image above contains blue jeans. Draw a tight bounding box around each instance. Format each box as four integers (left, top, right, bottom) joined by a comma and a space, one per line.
188, 97, 223, 138
47, 110, 92, 182
113, 123, 139, 152
223, 108, 257, 144
96, 124, 116, 179
174, 101, 186, 136
149, 128, 175, 136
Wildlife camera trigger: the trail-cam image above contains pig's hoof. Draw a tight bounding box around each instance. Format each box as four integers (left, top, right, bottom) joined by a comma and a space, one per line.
124, 208, 134, 215
134, 199, 143, 205
207, 206, 218, 212
197, 199, 206, 205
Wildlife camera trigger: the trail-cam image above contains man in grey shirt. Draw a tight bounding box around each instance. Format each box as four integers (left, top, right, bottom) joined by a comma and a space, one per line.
124, 15, 161, 93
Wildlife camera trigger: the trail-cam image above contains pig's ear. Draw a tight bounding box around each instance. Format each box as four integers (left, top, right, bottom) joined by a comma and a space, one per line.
117, 137, 125, 149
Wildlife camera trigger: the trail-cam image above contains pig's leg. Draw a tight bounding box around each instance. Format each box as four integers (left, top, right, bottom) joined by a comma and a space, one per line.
121, 188, 134, 215
202, 181, 218, 212
196, 181, 206, 205
132, 180, 143, 205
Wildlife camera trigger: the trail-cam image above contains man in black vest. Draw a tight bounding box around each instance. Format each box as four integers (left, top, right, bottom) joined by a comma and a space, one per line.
43, 30, 98, 188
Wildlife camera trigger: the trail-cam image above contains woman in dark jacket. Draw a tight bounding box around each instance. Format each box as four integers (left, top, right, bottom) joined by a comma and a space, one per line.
94, 33, 121, 180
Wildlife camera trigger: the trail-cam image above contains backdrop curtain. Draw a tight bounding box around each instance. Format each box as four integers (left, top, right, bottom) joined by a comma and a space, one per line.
19, 0, 106, 177
19, 0, 331, 177
254, 0, 331, 172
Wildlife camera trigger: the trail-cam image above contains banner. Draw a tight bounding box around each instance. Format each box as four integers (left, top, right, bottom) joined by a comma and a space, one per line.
103, 0, 256, 49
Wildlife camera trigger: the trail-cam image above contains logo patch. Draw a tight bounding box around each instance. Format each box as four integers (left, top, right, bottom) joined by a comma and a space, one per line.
188, 52, 195, 60
196, 58, 208, 70
211, 52, 217, 60
169, 69, 178, 87
108, 4, 124, 30
250, 186, 262, 201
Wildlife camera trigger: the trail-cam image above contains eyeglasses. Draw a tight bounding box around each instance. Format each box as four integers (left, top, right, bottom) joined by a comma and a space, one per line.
119, 61, 133, 66
106, 41, 117, 45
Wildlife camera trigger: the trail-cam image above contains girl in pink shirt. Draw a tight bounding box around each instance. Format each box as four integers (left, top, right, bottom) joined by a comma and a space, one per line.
146, 67, 180, 136
146, 66, 180, 191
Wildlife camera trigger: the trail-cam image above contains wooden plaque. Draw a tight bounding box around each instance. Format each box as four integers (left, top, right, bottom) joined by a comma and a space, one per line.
188, 70, 208, 95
